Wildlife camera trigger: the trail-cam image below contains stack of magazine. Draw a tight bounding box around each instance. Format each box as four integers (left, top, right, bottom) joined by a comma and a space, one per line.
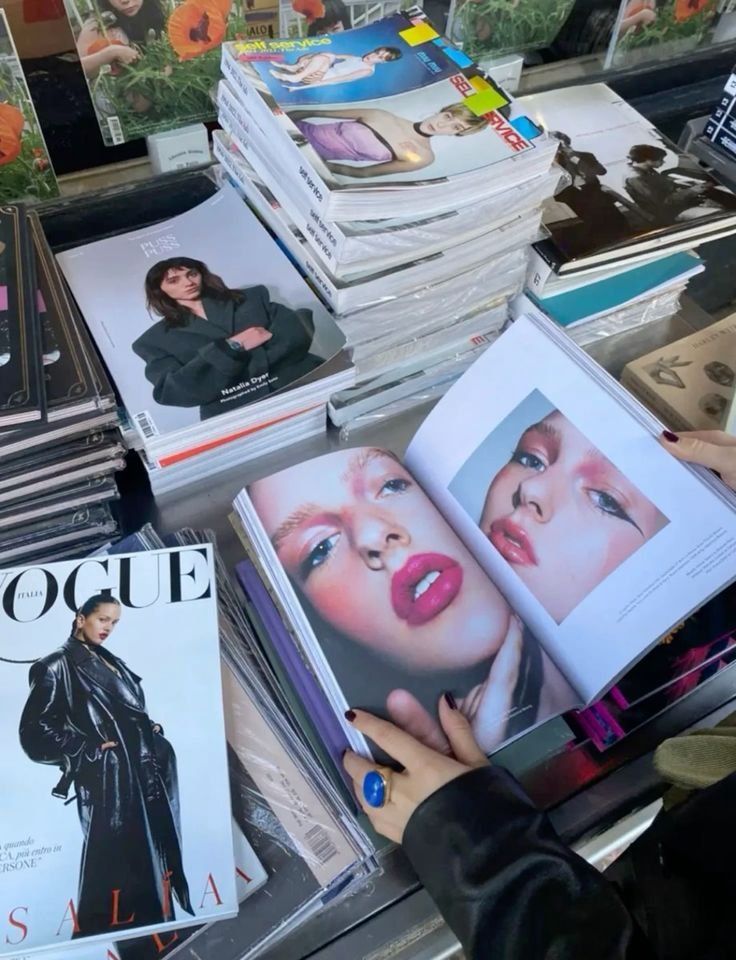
55, 184, 353, 496
213, 9, 560, 426
523, 84, 736, 343
230, 311, 736, 778
0, 207, 122, 564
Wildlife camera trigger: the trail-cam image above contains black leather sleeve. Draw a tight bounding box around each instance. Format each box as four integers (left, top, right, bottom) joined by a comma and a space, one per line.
402, 766, 653, 960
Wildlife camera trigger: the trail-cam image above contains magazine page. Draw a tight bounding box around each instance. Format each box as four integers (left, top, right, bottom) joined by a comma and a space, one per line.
62, 0, 250, 146
521, 83, 736, 263
56, 185, 345, 443
404, 315, 736, 703
243, 447, 576, 759
0, 545, 237, 956
0, 12, 58, 203
605, 0, 719, 69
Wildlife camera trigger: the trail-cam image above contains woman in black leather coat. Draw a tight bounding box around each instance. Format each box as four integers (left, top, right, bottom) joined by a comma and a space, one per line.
344, 431, 736, 960
19, 595, 193, 938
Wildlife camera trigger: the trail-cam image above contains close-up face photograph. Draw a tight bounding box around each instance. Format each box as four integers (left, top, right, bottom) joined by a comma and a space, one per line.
453, 394, 669, 623
249, 447, 512, 673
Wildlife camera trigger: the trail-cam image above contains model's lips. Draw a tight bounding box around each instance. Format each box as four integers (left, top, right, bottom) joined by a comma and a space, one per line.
488, 518, 538, 567
391, 552, 463, 626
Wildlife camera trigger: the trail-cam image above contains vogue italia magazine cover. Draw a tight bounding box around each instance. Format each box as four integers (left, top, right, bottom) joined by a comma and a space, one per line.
56, 185, 346, 441
0, 546, 237, 958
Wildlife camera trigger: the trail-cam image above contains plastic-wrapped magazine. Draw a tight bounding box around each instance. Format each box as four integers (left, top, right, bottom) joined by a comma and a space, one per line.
0, 502, 119, 566
0, 476, 119, 533
61, 0, 248, 147
605, 0, 719, 69
570, 582, 736, 749
55, 185, 348, 461
447, 0, 576, 60
0, 546, 237, 958
72, 527, 376, 960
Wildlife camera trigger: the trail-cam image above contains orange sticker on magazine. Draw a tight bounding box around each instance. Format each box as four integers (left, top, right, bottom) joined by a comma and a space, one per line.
398, 22, 439, 45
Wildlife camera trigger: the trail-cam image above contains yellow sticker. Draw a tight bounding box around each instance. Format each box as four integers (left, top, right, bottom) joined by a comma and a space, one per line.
463, 88, 508, 116
398, 22, 440, 45
470, 75, 492, 93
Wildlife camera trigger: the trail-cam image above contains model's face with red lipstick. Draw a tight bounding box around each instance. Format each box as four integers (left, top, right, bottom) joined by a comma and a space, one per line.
480, 411, 667, 623
249, 448, 510, 671
76, 602, 121, 646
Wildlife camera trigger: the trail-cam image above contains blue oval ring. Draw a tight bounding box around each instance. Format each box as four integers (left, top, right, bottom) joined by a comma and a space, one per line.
362, 770, 387, 808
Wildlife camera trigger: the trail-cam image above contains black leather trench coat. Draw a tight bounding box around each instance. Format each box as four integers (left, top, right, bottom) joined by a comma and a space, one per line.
403, 765, 736, 959
19, 637, 193, 938
132, 286, 321, 420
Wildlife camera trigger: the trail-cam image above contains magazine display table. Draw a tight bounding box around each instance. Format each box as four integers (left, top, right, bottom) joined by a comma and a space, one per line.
37, 176, 736, 960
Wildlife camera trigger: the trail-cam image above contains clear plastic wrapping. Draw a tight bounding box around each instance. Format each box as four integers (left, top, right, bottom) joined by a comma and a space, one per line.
567, 289, 683, 347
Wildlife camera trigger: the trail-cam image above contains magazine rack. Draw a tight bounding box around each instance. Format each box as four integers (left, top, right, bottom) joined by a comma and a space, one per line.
37, 169, 736, 960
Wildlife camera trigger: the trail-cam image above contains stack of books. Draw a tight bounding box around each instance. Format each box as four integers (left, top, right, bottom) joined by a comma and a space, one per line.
520, 83, 736, 344
213, 9, 560, 426
55, 184, 353, 496
0, 207, 122, 564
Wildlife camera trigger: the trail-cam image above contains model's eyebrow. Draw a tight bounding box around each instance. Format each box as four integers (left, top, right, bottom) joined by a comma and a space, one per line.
270, 503, 322, 551
340, 447, 398, 485
521, 420, 561, 445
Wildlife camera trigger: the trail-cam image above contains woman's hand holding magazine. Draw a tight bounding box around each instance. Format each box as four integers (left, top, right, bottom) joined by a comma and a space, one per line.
661, 430, 736, 490
386, 616, 524, 755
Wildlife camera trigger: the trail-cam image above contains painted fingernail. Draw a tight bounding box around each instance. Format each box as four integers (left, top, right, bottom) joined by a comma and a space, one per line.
344, 709, 356, 722
444, 691, 458, 710
662, 430, 679, 443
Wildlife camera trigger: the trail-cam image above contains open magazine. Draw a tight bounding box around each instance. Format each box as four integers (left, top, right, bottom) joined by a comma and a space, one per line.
234, 313, 736, 761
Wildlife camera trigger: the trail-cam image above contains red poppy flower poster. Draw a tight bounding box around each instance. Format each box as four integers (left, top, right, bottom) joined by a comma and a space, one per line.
606, 0, 719, 68
0, 11, 58, 202
63, 0, 251, 146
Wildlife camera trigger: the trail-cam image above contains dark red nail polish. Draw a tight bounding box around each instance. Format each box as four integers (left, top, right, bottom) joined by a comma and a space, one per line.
344, 709, 356, 722
444, 691, 458, 710
662, 430, 679, 443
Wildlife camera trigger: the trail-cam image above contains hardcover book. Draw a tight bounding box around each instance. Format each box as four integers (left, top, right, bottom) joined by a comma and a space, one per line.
0, 204, 43, 427
28, 214, 113, 423
621, 314, 736, 431
0, 546, 237, 957
523, 83, 736, 276
234, 313, 736, 766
